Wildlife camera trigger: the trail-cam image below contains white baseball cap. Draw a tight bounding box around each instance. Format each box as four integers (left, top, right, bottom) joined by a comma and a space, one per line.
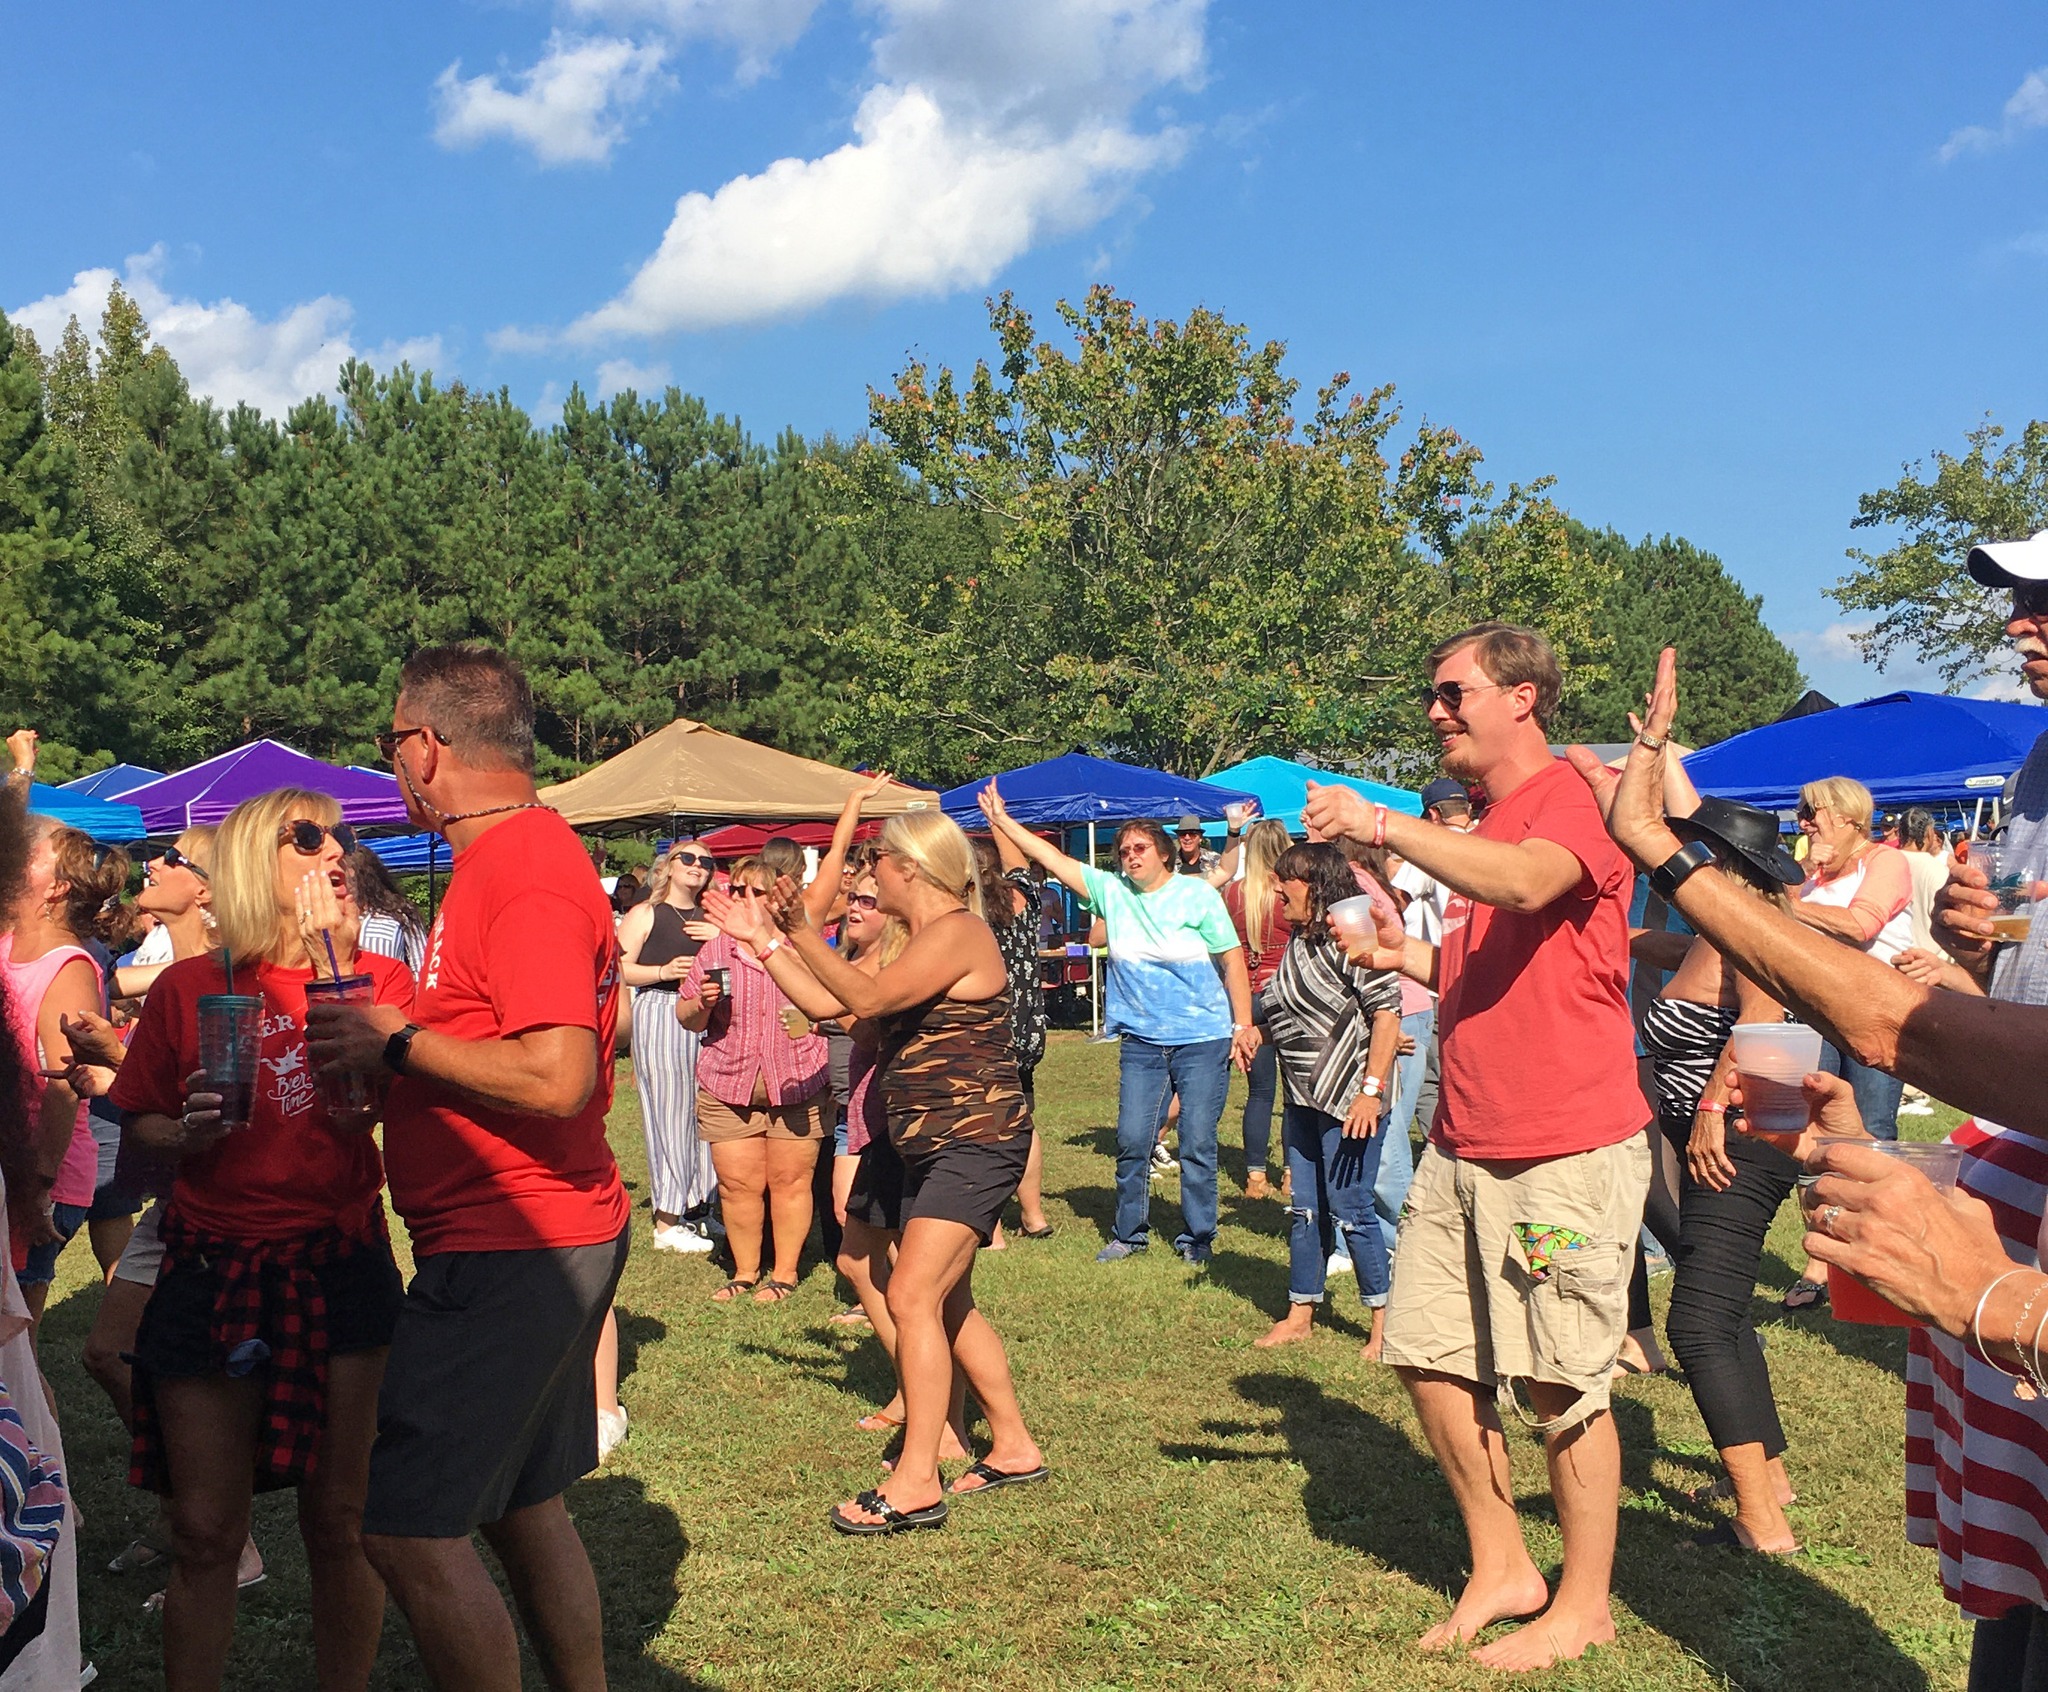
1968, 530, 2048, 586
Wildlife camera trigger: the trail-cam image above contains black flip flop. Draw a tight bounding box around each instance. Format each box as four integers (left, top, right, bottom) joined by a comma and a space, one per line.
948, 1460, 1050, 1495
828, 1488, 948, 1535
1018, 1224, 1056, 1240
1781, 1279, 1829, 1313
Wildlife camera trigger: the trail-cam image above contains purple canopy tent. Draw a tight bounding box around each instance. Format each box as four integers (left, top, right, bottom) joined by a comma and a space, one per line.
120, 740, 410, 835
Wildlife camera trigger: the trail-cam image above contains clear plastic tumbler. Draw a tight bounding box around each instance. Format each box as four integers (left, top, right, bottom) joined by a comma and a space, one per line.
1728, 1021, 1825, 1146
301, 974, 376, 1122
1974, 841, 2042, 944
197, 994, 263, 1131
1832, 1141, 1966, 1326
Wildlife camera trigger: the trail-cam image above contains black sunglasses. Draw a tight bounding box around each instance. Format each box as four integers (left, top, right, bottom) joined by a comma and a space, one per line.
731, 884, 772, 899
374, 725, 450, 759
1417, 679, 1505, 714
278, 820, 359, 856
2015, 581, 2048, 620
153, 846, 208, 881
671, 852, 715, 869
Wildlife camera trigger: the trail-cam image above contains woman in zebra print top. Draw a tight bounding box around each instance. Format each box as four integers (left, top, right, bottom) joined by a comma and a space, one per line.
1242, 842, 1402, 1357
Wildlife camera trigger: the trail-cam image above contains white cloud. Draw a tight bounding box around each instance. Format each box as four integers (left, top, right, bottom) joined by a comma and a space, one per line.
1789, 618, 1878, 665
594, 357, 672, 397
10, 247, 441, 419
434, 31, 671, 165
564, 0, 823, 80
1971, 671, 2040, 704
551, 0, 1204, 340
1940, 66, 2048, 163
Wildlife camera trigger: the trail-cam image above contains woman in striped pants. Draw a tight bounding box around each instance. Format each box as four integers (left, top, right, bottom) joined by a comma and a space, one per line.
619, 842, 720, 1251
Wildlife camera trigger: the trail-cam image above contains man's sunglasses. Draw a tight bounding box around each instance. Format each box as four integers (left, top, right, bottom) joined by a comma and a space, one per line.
2015, 581, 2048, 621
152, 846, 208, 881
278, 820, 359, 856
671, 851, 715, 869
374, 725, 450, 759
1417, 679, 1505, 714
846, 892, 880, 911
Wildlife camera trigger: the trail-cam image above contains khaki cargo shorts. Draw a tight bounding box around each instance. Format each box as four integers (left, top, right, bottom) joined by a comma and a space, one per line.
1382, 1131, 1651, 1434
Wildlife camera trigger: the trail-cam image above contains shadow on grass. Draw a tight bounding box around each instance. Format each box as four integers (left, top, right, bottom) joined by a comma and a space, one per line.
570, 1472, 711, 1689
616, 1305, 668, 1388
1163, 1373, 1928, 1692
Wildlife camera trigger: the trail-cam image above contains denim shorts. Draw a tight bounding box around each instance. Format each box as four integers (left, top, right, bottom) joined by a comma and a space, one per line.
833, 1109, 851, 1158
18, 1202, 89, 1289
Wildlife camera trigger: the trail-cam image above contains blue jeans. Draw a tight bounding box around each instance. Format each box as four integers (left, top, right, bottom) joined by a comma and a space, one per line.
1820, 1043, 1903, 1141
1283, 1102, 1390, 1305
1242, 1040, 1279, 1177
1373, 1006, 1433, 1252
1115, 1035, 1230, 1250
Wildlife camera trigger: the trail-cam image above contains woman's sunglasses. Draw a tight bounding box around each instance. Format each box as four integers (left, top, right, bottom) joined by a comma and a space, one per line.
846, 892, 880, 911
152, 846, 208, 881
671, 852, 715, 869
278, 820, 359, 856
732, 885, 772, 900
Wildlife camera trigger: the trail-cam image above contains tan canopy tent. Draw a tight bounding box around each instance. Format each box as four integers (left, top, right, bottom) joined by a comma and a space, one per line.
536, 717, 934, 833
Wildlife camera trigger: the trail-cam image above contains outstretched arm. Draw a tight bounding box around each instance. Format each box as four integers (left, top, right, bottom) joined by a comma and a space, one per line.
979, 783, 1094, 899
805, 771, 896, 926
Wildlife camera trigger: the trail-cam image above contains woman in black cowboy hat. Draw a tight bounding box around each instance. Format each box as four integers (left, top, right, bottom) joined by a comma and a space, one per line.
1633, 777, 1811, 1556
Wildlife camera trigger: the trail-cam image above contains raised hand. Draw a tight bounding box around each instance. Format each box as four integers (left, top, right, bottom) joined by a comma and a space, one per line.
702, 885, 776, 950
1300, 780, 1374, 847
1566, 646, 1683, 869
765, 873, 809, 934
296, 866, 359, 976
1333, 897, 1409, 974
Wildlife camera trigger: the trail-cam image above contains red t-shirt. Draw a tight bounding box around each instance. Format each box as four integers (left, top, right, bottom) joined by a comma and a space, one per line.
108, 952, 412, 1241
382, 808, 628, 1256
1432, 758, 1647, 1160
1223, 880, 1292, 994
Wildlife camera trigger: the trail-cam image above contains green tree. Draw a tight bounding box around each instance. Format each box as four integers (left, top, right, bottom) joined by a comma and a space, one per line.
1550, 524, 1804, 747
1828, 418, 2048, 687
844, 287, 1616, 781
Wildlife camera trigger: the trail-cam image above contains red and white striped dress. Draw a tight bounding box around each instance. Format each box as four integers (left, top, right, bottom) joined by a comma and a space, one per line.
1906, 1116, 2048, 1618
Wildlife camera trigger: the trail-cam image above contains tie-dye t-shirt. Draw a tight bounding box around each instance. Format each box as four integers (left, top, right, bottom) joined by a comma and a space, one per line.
1079, 865, 1241, 1046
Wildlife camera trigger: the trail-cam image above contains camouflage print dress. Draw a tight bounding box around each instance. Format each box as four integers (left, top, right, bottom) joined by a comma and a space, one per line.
877, 995, 1029, 1151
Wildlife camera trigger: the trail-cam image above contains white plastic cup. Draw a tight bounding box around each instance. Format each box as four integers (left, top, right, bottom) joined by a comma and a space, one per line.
1327, 895, 1379, 941
1870, 1140, 1963, 1192
1729, 1021, 1825, 1138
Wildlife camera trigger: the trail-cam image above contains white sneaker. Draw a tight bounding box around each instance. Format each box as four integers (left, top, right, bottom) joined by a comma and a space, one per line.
1896, 1099, 1935, 1117
654, 1222, 714, 1255
597, 1405, 629, 1463
1151, 1143, 1180, 1175
1327, 1250, 1354, 1277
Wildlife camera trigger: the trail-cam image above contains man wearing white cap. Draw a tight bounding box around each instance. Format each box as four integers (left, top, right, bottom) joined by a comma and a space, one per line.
1938, 532, 2048, 1003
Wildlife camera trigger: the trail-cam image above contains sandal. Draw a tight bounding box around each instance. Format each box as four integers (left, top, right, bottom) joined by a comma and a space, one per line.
1018, 1223, 1056, 1240
711, 1278, 760, 1303
109, 1534, 171, 1576
1683, 1520, 1802, 1556
828, 1488, 948, 1536
753, 1279, 797, 1304
948, 1460, 1050, 1495
828, 1307, 874, 1328
856, 1411, 906, 1434
1781, 1278, 1829, 1313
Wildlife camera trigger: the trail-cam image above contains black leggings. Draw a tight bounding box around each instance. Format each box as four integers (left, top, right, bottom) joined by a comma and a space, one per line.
1625, 1125, 1685, 1331
1973, 1607, 2048, 1692
1657, 1109, 1800, 1454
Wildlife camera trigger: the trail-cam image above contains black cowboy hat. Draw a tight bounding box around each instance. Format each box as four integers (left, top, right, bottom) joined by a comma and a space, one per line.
1670, 796, 1804, 887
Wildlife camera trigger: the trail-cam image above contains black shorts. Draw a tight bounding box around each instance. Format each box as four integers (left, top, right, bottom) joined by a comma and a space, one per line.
903, 1137, 1031, 1245
844, 1134, 905, 1234
134, 1235, 404, 1378
363, 1228, 628, 1539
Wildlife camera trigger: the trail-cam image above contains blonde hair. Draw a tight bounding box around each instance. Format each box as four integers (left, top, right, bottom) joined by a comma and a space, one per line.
212, 788, 340, 965
1799, 776, 1874, 836
173, 825, 217, 873
877, 811, 983, 918
1239, 818, 1291, 962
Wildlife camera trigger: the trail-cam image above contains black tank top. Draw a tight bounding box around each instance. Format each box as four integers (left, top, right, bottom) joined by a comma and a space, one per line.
634, 902, 703, 990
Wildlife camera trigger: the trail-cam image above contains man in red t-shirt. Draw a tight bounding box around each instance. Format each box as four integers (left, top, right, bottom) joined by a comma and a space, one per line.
306, 646, 627, 1692
1303, 622, 1649, 1674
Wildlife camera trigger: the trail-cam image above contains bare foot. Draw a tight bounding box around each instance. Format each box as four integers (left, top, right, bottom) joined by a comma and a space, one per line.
1255, 1308, 1314, 1349
1467, 1605, 1615, 1672
987, 1224, 1008, 1251
1416, 1565, 1550, 1653
1360, 1334, 1385, 1363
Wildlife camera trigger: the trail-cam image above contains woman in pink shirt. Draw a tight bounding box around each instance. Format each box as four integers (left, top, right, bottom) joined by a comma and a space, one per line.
0, 820, 128, 1338
678, 856, 830, 1303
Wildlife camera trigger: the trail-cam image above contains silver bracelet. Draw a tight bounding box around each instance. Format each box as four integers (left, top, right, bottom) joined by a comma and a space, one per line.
1970, 1270, 2031, 1372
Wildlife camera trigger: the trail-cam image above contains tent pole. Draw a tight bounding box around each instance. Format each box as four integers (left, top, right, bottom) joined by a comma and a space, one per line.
1088, 819, 1101, 1038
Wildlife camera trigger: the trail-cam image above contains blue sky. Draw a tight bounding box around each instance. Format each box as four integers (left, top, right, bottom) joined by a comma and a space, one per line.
6, 1, 2047, 707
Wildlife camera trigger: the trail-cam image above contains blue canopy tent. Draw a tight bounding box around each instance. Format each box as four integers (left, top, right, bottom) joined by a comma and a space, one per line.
60, 763, 161, 800
940, 753, 1259, 1036
25, 783, 146, 844
939, 752, 1257, 830
1202, 756, 1420, 838
1683, 691, 2048, 813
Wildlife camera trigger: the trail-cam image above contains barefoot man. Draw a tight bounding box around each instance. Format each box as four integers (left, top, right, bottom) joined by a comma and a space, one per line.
1303, 622, 1650, 1671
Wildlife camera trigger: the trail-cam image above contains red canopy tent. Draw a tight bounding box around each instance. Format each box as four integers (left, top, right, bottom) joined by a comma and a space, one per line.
687, 820, 885, 857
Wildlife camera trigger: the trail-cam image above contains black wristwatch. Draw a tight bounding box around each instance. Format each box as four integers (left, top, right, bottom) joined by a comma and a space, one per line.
1648, 840, 1715, 901
382, 1023, 422, 1076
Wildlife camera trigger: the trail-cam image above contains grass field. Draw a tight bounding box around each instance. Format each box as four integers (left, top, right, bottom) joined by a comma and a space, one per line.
46, 1033, 1974, 1690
